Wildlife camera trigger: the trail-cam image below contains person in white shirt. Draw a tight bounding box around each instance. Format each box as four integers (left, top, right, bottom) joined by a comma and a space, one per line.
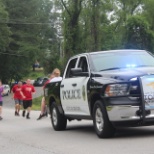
49, 76, 62, 82
49, 68, 62, 83
37, 68, 62, 120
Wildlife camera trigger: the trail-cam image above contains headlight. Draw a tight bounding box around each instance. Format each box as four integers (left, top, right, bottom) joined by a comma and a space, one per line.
104, 84, 130, 97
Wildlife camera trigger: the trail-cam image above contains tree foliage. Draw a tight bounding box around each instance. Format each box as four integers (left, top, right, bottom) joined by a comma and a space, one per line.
0, 0, 11, 83
124, 16, 151, 50
0, 0, 60, 82
1, 0, 154, 82
60, 0, 83, 63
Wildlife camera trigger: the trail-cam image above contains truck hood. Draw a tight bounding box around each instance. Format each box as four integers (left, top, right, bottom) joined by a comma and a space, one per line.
93, 67, 154, 83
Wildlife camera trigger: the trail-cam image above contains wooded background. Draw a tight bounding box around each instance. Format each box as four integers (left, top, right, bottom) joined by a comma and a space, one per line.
0, 0, 154, 82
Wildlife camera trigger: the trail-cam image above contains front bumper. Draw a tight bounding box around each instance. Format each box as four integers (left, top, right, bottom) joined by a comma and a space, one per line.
107, 105, 154, 121
107, 104, 154, 127
105, 96, 142, 122
107, 105, 140, 121
105, 75, 154, 125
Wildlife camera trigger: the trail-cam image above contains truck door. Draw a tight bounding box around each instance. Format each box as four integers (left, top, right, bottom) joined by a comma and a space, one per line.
60, 56, 90, 116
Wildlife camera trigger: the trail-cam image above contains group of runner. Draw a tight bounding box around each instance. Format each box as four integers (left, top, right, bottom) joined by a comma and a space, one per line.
0, 79, 35, 120
12, 79, 35, 119
0, 68, 62, 121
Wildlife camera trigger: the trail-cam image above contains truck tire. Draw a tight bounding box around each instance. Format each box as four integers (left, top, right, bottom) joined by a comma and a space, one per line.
93, 100, 115, 138
51, 102, 67, 131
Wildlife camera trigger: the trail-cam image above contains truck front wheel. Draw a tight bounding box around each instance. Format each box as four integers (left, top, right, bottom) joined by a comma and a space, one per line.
51, 102, 67, 131
93, 100, 115, 138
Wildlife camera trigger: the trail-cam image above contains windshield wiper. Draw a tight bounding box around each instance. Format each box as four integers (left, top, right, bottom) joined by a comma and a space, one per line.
99, 67, 121, 71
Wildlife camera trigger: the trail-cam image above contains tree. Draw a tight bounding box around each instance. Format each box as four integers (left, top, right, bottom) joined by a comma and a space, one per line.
141, 0, 154, 51
3, 0, 58, 81
61, 0, 83, 63
124, 16, 153, 50
107, 0, 144, 49
41, 0, 64, 73
0, 0, 11, 83
80, 0, 102, 52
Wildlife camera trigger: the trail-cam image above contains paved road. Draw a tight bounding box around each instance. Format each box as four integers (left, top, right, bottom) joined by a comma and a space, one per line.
1, 88, 154, 154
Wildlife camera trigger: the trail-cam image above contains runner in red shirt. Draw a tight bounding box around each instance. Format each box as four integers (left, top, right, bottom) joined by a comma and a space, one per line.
21, 79, 35, 119
11, 81, 23, 116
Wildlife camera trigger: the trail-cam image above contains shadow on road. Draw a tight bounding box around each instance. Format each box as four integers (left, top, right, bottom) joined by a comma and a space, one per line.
63, 123, 154, 139
115, 127, 154, 138
30, 120, 154, 140
67, 124, 94, 133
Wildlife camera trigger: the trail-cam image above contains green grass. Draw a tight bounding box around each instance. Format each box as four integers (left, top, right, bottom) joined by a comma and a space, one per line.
23, 70, 45, 81
32, 95, 43, 110
29, 71, 45, 79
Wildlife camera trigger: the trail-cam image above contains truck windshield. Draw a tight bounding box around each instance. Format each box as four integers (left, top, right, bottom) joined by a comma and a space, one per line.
90, 51, 154, 71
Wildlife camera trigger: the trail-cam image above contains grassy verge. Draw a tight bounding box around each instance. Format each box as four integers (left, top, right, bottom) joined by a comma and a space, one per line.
22, 70, 45, 81
32, 95, 43, 110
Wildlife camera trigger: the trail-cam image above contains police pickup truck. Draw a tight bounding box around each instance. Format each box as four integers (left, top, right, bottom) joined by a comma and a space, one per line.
44, 49, 154, 138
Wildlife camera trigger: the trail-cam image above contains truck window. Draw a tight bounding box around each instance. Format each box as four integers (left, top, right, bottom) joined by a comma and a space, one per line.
78, 57, 89, 72
65, 58, 77, 78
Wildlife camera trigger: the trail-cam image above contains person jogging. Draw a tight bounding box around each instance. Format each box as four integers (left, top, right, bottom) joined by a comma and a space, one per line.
21, 79, 35, 119
11, 81, 23, 116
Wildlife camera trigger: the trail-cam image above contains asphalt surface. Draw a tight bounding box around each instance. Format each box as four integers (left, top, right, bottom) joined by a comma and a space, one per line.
2, 87, 154, 154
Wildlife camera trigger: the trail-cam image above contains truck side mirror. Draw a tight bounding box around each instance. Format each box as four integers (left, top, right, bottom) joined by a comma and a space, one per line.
71, 68, 89, 77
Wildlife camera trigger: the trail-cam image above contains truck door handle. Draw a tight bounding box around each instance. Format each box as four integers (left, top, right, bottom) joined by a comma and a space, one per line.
72, 83, 77, 87
61, 84, 64, 88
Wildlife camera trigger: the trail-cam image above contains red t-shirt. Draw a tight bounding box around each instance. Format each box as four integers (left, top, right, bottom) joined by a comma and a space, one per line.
12, 85, 23, 100
21, 84, 35, 100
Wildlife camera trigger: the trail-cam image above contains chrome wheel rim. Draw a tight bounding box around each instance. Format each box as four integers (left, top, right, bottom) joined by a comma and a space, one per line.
52, 108, 58, 126
95, 107, 104, 132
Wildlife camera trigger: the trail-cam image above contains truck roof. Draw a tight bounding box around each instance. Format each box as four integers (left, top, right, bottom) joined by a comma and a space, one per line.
70, 49, 147, 59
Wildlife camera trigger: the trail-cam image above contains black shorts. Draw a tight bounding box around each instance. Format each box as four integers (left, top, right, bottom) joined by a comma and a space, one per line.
23, 100, 32, 109
0, 101, 3, 106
